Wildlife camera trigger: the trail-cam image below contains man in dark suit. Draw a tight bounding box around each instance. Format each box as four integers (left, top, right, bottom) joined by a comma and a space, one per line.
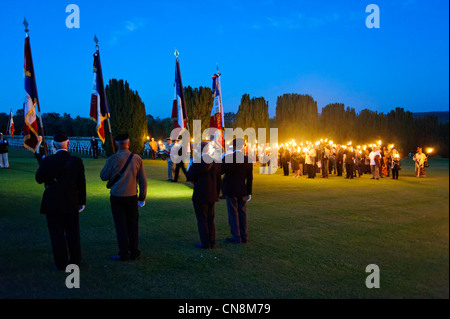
344, 146, 355, 179
281, 148, 291, 176
335, 144, 344, 176
186, 142, 221, 249
90, 136, 99, 159
172, 139, 188, 182
35, 132, 86, 270
222, 138, 253, 244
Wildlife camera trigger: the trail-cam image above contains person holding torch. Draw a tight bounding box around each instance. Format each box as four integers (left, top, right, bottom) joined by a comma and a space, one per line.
413, 147, 427, 178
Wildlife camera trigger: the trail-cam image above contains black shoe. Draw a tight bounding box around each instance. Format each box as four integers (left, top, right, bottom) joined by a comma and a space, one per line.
195, 243, 209, 249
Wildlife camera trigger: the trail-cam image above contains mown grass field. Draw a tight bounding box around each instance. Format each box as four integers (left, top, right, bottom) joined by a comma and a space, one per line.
0, 148, 448, 299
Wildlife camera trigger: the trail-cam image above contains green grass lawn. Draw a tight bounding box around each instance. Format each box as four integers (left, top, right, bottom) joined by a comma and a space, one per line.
0, 149, 448, 299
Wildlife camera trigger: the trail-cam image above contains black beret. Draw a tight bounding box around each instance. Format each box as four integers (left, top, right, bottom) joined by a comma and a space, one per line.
53, 132, 68, 142
114, 133, 129, 142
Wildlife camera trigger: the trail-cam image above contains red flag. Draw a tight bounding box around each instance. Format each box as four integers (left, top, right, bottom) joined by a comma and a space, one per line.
23, 35, 39, 152
90, 48, 109, 143
8, 109, 15, 138
172, 56, 188, 130
209, 71, 224, 149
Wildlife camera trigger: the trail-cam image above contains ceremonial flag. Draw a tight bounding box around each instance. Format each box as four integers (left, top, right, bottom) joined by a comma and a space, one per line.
172, 53, 188, 130
90, 46, 109, 144
8, 109, 15, 138
23, 34, 40, 152
209, 70, 225, 149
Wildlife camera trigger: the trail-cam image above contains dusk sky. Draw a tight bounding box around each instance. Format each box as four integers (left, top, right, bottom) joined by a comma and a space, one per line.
0, 0, 448, 119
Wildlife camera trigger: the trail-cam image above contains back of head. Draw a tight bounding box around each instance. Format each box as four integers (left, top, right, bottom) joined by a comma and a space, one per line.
53, 132, 69, 150
115, 133, 130, 149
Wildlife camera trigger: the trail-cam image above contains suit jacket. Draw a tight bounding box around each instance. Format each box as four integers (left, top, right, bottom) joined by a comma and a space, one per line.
35, 150, 86, 215
336, 148, 344, 162
344, 150, 355, 164
186, 154, 221, 204
90, 139, 98, 149
221, 151, 253, 197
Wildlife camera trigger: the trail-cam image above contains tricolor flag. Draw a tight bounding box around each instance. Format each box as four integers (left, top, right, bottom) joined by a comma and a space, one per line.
23, 34, 40, 152
8, 109, 15, 138
209, 70, 225, 149
171, 53, 188, 130
90, 46, 109, 144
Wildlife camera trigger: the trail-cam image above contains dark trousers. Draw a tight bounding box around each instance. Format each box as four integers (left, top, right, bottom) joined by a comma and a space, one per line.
193, 201, 216, 248
354, 164, 362, 177
337, 161, 343, 176
110, 196, 140, 260
307, 163, 315, 178
321, 159, 329, 177
346, 163, 354, 178
329, 158, 335, 174
45, 212, 81, 269
173, 162, 187, 182
392, 168, 399, 179
282, 161, 289, 176
225, 196, 248, 243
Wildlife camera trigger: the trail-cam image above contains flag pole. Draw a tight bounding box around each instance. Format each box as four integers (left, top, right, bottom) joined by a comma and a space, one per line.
174, 49, 191, 158
24, 18, 47, 155
94, 36, 115, 154
6, 109, 11, 135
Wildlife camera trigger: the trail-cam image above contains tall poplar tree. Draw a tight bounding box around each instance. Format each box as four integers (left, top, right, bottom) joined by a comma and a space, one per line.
105, 79, 148, 156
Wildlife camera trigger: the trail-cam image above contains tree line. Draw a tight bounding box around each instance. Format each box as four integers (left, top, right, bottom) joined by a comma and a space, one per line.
1, 81, 448, 157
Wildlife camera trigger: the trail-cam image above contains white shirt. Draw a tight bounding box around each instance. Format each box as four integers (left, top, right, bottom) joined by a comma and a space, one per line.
369, 151, 381, 165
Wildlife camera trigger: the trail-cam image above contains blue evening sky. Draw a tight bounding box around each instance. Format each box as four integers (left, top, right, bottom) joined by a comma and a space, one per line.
0, 0, 448, 119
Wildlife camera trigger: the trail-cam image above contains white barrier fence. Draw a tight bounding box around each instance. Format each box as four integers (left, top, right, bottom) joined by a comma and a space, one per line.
5, 136, 104, 156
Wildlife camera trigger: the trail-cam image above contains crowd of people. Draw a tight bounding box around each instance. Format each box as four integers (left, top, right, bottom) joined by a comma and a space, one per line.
274, 141, 427, 180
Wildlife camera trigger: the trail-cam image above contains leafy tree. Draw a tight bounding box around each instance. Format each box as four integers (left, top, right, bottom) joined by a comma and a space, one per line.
184, 86, 214, 136
224, 112, 236, 128
105, 79, 148, 156
235, 94, 269, 131
147, 115, 172, 141
276, 93, 318, 142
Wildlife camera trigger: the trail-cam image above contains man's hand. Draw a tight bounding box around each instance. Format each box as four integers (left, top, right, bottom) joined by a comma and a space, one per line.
138, 201, 145, 208
78, 205, 85, 213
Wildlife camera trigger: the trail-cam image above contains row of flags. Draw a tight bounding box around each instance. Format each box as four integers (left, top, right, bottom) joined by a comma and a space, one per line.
172, 50, 225, 150
13, 20, 225, 154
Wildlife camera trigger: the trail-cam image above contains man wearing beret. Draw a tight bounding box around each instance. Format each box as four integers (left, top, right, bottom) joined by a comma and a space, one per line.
186, 142, 222, 249
35, 132, 86, 270
100, 133, 147, 261
221, 138, 253, 244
